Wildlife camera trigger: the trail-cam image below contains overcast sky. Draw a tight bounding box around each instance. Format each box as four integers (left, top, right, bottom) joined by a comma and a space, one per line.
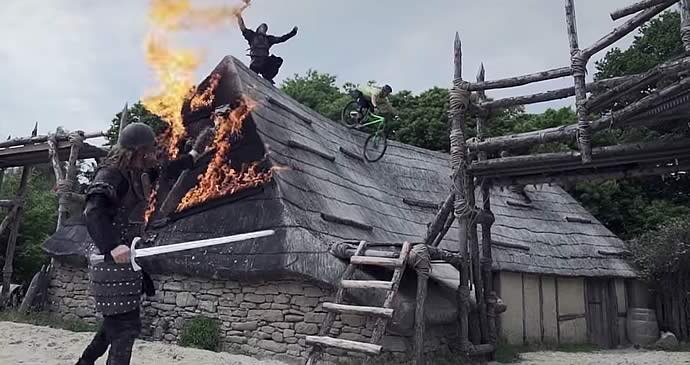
0, 0, 671, 141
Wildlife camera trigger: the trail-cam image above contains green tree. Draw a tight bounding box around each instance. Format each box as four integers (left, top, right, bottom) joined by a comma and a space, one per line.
280, 70, 354, 122
569, 9, 689, 240
106, 101, 167, 145
0, 167, 57, 285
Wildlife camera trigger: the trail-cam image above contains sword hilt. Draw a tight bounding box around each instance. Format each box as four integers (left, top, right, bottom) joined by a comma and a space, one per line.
88, 237, 142, 271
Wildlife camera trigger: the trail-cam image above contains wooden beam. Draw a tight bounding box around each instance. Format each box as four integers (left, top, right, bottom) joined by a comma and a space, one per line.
586, 56, 690, 112
584, 0, 677, 58
1, 165, 31, 309
450, 32, 472, 351
0, 200, 14, 208
610, 0, 673, 20
322, 302, 394, 317
0, 130, 105, 149
566, 0, 593, 163
341, 280, 393, 290
350, 256, 402, 268
424, 192, 454, 245
481, 87, 576, 109
414, 272, 429, 365
117, 103, 130, 143
431, 212, 455, 248
681, 0, 690, 52
305, 336, 381, 355
469, 76, 690, 152
468, 66, 572, 91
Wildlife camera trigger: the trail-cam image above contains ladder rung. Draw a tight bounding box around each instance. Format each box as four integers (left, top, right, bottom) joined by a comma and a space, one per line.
305, 336, 382, 355
322, 302, 394, 318
341, 280, 393, 290
350, 256, 402, 268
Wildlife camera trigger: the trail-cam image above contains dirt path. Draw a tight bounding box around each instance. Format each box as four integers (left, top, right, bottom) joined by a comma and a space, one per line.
0, 321, 288, 365
505, 348, 690, 365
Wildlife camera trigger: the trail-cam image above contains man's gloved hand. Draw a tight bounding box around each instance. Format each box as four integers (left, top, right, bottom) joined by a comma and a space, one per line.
110, 245, 130, 264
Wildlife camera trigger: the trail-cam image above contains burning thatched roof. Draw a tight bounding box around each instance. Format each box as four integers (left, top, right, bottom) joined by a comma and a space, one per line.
43, 56, 636, 286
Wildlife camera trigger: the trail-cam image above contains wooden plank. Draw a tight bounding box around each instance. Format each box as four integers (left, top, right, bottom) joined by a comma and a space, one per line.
611, 0, 672, 20
320, 213, 373, 231
414, 273, 429, 365
341, 280, 393, 290
268, 96, 313, 125
468, 66, 572, 91
403, 198, 440, 210
350, 256, 402, 268
493, 240, 531, 251
0, 130, 105, 149
287, 139, 335, 161
565, 216, 592, 224
322, 302, 394, 317
305, 336, 382, 355
585, 0, 677, 57
339, 146, 364, 162
558, 313, 586, 322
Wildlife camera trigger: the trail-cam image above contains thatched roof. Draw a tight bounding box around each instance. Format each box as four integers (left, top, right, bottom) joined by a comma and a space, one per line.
43, 56, 636, 286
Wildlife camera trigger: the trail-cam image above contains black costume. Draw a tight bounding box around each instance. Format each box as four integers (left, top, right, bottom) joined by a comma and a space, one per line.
240, 22, 297, 83
75, 149, 194, 365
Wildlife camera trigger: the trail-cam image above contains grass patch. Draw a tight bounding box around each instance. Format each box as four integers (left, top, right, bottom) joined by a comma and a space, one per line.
179, 316, 221, 352
0, 309, 98, 332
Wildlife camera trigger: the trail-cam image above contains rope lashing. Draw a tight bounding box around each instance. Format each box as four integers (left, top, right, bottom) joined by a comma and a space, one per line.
409, 244, 431, 278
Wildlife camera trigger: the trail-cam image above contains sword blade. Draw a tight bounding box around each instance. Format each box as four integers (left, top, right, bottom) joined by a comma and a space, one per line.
134, 229, 275, 258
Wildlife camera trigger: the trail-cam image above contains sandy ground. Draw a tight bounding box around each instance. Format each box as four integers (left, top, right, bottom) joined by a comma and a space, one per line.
0, 321, 287, 365
3, 321, 690, 365
503, 348, 690, 365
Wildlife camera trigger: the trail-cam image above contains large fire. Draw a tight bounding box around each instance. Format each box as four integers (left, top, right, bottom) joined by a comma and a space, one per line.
177, 96, 273, 211
142, 0, 252, 159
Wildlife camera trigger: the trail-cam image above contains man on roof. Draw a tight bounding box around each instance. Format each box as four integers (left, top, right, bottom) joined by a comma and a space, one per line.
355, 83, 397, 122
236, 15, 298, 84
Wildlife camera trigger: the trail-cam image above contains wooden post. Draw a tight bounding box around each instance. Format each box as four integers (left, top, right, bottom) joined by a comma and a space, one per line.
681, 0, 690, 53
411, 244, 431, 365
424, 192, 454, 246
610, 0, 672, 20
476, 64, 498, 350
0, 168, 5, 192
0, 165, 31, 308
117, 103, 130, 142
47, 134, 67, 229
450, 32, 472, 352
565, 0, 592, 163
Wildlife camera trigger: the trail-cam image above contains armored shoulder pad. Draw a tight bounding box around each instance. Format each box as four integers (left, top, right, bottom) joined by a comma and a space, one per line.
86, 167, 128, 204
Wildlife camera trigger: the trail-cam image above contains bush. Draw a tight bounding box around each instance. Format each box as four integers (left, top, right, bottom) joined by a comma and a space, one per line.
178, 316, 221, 352
627, 217, 690, 291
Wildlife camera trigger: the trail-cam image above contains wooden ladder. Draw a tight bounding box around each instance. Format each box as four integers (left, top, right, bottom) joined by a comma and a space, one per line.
305, 240, 412, 365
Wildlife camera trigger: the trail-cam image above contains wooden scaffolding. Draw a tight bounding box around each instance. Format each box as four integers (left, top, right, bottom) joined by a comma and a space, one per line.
418, 0, 690, 362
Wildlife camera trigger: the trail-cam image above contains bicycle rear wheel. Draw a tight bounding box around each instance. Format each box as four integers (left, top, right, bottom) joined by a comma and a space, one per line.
341, 100, 365, 128
363, 132, 388, 162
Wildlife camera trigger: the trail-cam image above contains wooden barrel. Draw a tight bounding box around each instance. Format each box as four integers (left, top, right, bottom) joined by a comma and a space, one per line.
626, 307, 659, 346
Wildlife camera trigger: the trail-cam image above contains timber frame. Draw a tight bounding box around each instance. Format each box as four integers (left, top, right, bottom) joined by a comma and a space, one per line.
0, 125, 107, 310
420, 0, 690, 363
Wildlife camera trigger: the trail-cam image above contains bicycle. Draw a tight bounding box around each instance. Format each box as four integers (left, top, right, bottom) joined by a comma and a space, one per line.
340, 98, 391, 163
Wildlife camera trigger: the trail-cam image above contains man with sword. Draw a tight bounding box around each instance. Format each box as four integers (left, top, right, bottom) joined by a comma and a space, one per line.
74, 123, 273, 365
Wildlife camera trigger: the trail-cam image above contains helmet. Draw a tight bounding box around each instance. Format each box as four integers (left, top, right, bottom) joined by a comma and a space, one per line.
118, 122, 156, 150
383, 84, 393, 94
257, 23, 268, 34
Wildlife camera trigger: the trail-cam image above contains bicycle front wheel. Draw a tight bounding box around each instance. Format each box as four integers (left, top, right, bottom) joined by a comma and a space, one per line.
363, 132, 388, 162
341, 100, 364, 128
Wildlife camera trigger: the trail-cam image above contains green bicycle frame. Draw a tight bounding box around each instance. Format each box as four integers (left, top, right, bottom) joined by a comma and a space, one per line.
359, 111, 386, 134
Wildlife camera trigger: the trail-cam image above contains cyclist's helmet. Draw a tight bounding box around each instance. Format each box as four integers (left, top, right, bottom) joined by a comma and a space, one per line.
383, 84, 393, 94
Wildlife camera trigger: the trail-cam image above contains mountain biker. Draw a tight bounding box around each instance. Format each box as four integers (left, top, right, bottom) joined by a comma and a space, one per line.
236, 15, 298, 84
355, 84, 396, 121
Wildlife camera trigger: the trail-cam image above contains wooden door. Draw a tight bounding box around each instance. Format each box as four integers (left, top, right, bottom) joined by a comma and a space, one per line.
585, 278, 619, 348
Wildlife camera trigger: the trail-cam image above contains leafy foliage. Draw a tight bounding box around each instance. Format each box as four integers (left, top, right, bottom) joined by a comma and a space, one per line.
106, 101, 167, 145
281, 69, 354, 122
179, 316, 221, 351
627, 218, 690, 291
0, 167, 57, 285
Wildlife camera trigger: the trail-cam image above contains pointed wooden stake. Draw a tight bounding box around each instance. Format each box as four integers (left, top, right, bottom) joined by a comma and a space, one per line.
117, 102, 130, 143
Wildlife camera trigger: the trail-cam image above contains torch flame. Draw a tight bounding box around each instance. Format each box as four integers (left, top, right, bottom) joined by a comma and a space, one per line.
142, 0, 252, 158
177, 96, 273, 211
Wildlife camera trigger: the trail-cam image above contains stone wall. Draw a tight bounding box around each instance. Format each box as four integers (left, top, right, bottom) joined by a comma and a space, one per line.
48, 260, 456, 364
